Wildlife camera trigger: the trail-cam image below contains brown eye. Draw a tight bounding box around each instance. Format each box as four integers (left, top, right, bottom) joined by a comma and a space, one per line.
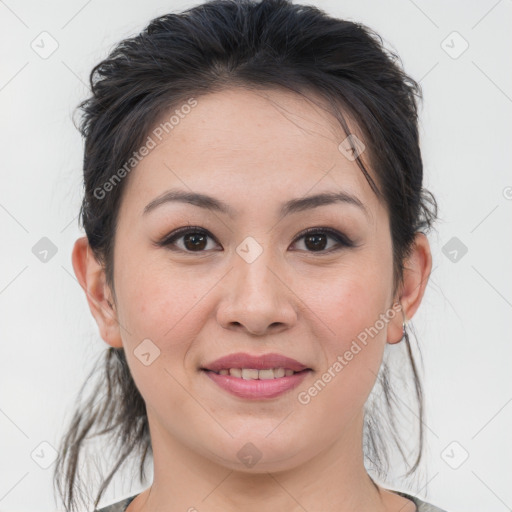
158, 226, 354, 255
158, 227, 220, 253
291, 228, 354, 253
304, 232, 328, 251
183, 232, 208, 251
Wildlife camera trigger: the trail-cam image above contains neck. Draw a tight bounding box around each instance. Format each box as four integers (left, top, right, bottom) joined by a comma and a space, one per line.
130, 410, 396, 512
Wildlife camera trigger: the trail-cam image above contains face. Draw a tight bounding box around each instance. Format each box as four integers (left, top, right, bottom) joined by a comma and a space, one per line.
105, 87, 402, 472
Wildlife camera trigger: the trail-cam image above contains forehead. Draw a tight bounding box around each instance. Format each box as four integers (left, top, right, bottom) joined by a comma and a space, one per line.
122, 87, 382, 219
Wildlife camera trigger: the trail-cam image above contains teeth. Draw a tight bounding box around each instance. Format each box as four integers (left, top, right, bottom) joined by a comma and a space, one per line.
242, 368, 259, 380
215, 368, 299, 379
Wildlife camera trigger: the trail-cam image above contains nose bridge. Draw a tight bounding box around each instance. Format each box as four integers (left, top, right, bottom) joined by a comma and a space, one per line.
217, 236, 296, 334
233, 237, 281, 304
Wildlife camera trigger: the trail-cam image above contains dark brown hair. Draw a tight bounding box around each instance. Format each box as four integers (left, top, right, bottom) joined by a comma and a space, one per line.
54, 0, 438, 510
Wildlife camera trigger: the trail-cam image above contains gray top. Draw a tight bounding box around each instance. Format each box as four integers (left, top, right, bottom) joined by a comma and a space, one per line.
96, 489, 449, 511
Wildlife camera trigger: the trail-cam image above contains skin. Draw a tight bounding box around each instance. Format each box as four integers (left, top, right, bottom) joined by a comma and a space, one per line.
72, 87, 431, 512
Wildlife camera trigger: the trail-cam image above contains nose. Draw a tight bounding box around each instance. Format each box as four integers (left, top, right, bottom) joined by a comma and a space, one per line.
216, 248, 298, 336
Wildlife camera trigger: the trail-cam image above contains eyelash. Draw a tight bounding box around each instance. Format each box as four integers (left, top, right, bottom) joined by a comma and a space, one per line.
157, 226, 355, 255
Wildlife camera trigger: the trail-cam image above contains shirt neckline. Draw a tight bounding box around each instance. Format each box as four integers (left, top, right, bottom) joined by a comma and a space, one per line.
116, 487, 424, 512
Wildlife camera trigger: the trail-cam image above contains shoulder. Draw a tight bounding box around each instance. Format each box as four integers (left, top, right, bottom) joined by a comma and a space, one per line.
95, 494, 138, 512
392, 489, 450, 512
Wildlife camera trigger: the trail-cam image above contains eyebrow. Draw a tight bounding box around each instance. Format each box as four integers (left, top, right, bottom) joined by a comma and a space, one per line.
143, 188, 369, 219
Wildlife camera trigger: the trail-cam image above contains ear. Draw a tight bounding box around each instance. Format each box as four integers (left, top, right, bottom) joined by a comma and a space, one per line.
387, 232, 432, 344
71, 236, 123, 348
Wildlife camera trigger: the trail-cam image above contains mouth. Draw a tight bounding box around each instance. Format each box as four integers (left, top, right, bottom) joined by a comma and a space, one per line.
200, 366, 313, 400
201, 351, 311, 374
200, 352, 312, 399
201, 367, 310, 379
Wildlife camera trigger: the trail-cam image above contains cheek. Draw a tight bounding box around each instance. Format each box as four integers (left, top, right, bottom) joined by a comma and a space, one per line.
307, 259, 392, 336
302, 247, 394, 381
113, 259, 204, 405
113, 251, 219, 375
113, 250, 190, 341
298, 281, 390, 418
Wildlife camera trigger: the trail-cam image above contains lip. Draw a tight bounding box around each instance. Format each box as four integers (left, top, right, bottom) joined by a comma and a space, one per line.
201, 352, 310, 373
203, 368, 312, 400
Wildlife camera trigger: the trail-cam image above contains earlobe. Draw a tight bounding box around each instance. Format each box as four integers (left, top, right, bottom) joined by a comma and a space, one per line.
71, 237, 123, 348
386, 300, 407, 345
387, 232, 432, 344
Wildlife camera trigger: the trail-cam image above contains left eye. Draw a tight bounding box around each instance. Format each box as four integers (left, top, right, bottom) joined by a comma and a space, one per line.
291, 228, 353, 253
158, 226, 353, 254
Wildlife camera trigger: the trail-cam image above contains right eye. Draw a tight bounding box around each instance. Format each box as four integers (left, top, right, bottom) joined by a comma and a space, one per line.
157, 226, 221, 253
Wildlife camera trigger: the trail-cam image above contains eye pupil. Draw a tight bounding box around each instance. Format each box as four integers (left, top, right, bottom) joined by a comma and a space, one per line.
305, 233, 327, 251
184, 233, 208, 251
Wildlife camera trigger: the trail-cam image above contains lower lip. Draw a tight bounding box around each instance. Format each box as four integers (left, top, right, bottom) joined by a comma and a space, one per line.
202, 369, 311, 399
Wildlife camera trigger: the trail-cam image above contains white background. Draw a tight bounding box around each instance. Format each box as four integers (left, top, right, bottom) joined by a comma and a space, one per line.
0, 0, 511, 511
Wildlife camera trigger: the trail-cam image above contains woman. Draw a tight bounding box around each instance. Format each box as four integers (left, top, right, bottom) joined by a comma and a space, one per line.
54, 0, 446, 510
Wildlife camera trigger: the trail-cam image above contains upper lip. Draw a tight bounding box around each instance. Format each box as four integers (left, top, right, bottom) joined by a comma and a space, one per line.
201, 352, 311, 373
